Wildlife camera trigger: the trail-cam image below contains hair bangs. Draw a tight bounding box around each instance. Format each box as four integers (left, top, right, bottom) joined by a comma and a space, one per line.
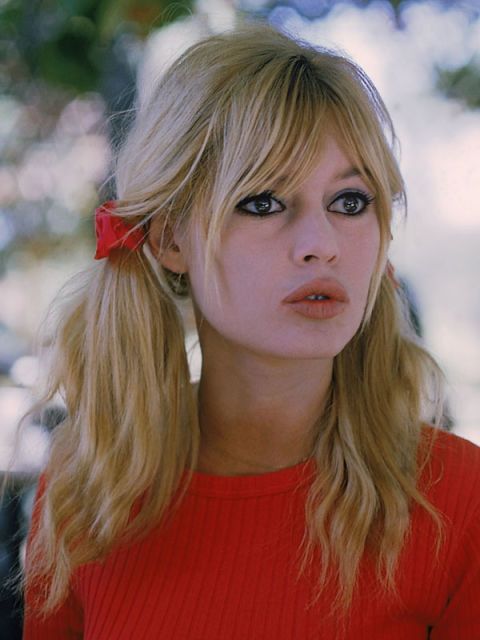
198, 56, 341, 272
308, 77, 406, 321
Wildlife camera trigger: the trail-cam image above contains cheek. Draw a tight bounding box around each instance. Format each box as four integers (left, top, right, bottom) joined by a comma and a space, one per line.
345, 223, 381, 295
363, 238, 383, 311
360, 215, 381, 261
216, 236, 274, 294
186, 250, 252, 322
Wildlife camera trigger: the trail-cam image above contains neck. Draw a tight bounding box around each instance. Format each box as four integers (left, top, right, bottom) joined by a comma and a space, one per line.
195, 351, 332, 476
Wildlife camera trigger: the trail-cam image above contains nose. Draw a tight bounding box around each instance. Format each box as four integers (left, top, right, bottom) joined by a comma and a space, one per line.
290, 209, 340, 266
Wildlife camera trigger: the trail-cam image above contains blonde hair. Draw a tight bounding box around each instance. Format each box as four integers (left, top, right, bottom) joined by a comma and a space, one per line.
24, 24, 445, 615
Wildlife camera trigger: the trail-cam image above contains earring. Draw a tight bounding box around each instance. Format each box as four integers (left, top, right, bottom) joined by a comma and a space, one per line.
386, 260, 400, 290
164, 268, 189, 297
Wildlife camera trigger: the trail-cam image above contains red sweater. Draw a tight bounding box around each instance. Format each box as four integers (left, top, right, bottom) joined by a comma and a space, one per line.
24, 429, 480, 639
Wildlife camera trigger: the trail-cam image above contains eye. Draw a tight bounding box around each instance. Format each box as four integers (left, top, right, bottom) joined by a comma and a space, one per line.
235, 191, 286, 217
328, 190, 375, 216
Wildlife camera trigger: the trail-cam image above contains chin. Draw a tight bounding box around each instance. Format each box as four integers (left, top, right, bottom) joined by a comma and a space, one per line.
248, 340, 350, 362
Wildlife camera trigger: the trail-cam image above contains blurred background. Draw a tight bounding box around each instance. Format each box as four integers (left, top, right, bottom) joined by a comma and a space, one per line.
1, 0, 479, 636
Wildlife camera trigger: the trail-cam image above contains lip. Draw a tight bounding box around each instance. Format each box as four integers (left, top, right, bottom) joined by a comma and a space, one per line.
283, 278, 349, 304
282, 277, 349, 320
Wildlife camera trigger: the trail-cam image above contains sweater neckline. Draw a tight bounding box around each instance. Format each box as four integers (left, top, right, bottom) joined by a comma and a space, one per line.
184, 458, 316, 498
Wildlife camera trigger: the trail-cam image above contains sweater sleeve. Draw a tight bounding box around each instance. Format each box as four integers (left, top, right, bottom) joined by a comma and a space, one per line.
430, 503, 480, 639
22, 476, 84, 639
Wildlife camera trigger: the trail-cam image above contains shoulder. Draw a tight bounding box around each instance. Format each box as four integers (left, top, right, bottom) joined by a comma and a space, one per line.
426, 423, 480, 456
420, 426, 480, 524
422, 425, 480, 478
415, 429, 480, 633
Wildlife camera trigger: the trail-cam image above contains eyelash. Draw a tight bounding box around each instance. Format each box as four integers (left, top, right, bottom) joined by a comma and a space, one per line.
235, 189, 375, 218
329, 190, 375, 216
235, 191, 286, 217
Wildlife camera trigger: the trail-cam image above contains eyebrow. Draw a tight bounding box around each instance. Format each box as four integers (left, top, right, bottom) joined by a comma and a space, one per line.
335, 167, 362, 180
281, 167, 366, 184
270, 166, 372, 193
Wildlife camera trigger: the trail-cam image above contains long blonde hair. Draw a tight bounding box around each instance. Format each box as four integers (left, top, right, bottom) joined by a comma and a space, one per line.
24, 24, 445, 615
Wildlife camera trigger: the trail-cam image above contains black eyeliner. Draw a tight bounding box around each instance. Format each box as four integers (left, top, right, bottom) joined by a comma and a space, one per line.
333, 188, 375, 203
236, 190, 273, 208
328, 189, 375, 215
235, 190, 286, 216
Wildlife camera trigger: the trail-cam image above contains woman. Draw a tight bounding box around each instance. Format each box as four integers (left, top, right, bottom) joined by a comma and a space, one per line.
23, 24, 480, 639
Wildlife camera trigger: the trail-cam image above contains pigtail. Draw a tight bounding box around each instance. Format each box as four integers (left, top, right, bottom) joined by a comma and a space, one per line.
302, 273, 445, 612
25, 248, 199, 614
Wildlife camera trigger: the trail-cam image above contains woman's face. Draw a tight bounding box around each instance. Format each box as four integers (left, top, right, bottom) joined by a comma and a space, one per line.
181, 135, 381, 364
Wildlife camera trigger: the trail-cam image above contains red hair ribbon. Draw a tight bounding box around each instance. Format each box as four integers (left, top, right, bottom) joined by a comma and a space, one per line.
94, 201, 146, 260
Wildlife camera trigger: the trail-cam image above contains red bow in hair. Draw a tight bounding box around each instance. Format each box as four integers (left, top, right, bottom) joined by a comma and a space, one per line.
94, 201, 146, 260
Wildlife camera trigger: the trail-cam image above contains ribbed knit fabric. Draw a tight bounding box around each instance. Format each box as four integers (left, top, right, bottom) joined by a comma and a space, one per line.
24, 429, 480, 639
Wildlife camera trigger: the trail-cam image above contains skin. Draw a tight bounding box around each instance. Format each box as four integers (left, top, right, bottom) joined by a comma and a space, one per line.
151, 135, 381, 475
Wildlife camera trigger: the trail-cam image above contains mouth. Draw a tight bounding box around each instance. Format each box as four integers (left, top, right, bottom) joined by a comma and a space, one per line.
283, 278, 349, 304
304, 294, 329, 301
282, 278, 349, 320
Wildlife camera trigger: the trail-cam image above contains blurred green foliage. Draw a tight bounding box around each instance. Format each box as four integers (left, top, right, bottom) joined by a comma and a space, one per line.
436, 57, 480, 109
0, 0, 194, 274
1, 0, 194, 93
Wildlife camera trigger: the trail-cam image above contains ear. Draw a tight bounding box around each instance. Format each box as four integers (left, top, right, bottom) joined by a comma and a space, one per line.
147, 216, 188, 274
